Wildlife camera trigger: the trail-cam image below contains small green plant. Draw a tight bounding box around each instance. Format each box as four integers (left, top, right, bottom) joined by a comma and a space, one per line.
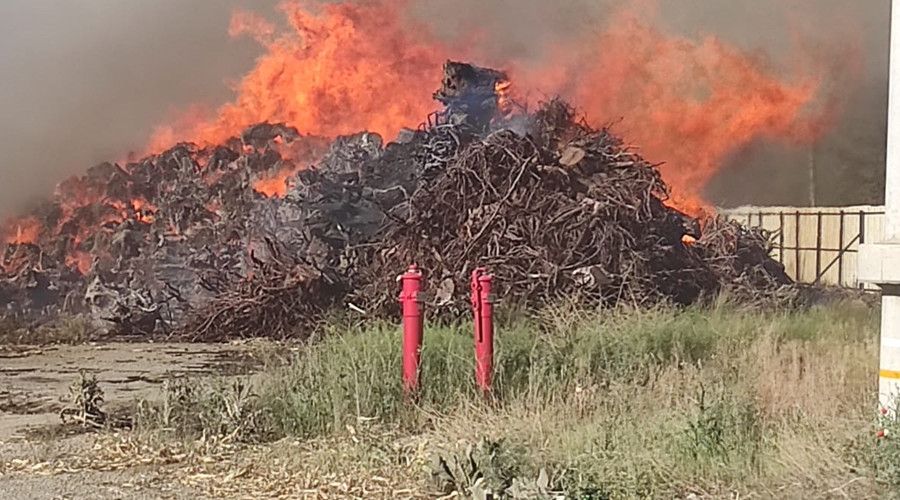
874, 403, 900, 488
430, 438, 526, 499
59, 371, 106, 429
138, 377, 270, 442
680, 383, 764, 472
506, 468, 564, 499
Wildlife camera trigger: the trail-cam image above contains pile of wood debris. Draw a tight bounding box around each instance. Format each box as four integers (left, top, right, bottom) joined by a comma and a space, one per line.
0, 61, 793, 340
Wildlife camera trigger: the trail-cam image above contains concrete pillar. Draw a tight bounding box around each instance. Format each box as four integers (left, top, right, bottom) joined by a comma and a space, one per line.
860, 0, 900, 411
888, 0, 900, 242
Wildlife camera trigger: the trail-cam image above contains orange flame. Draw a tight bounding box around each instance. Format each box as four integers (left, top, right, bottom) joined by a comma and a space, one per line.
131, 198, 158, 224
252, 137, 329, 197
508, 2, 840, 212
66, 251, 93, 275
3, 217, 41, 245
143, 0, 840, 212
147, 0, 450, 153
253, 167, 300, 198
495, 80, 513, 116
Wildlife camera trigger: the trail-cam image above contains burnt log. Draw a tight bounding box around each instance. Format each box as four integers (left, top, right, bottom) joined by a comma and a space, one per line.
433, 60, 508, 129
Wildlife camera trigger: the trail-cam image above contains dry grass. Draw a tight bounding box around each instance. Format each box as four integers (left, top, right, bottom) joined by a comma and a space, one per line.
3, 430, 431, 498
422, 331, 879, 498
3, 299, 892, 499
0, 315, 99, 345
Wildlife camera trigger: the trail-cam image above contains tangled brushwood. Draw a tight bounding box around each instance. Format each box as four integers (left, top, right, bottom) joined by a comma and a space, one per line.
0, 61, 794, 340
352, 98, 794, 316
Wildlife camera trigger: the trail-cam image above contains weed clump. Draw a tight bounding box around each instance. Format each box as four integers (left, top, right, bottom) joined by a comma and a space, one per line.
138, 377, 270, 443
59, 371, 107, 429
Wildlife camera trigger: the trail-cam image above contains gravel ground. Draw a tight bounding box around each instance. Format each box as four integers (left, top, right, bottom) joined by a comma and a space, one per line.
0, 341, 274, 500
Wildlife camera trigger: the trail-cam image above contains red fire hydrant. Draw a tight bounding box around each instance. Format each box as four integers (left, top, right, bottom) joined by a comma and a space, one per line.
471, 268, 494, 395
399, 264, 424, 394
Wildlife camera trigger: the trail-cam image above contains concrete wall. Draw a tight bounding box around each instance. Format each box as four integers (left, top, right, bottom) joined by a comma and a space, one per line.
720, 205, 886, 288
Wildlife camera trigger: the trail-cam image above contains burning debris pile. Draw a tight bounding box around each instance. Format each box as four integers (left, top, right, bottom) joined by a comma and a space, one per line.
0, 62, 793, 340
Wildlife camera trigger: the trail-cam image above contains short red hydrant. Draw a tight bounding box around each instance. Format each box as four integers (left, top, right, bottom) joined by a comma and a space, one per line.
471, 268, 494, 395
399, 264, 424, 394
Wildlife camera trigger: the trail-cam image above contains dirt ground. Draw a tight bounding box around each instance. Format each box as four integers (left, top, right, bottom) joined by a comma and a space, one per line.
0, 342, 266, 500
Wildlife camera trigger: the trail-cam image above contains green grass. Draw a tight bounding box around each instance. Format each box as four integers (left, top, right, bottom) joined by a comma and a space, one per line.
137, 299, 891, 498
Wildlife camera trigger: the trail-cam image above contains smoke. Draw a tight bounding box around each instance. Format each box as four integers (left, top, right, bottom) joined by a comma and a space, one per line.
0, 0, 888, 215
0, 0, 277, 215
416, 0, 888, 206
671, 0, 890, 206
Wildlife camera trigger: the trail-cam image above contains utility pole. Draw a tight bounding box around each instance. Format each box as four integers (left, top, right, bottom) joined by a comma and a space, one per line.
860, 0, 900, 412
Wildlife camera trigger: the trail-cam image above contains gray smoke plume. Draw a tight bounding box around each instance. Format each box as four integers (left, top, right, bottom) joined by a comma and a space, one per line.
0, 0, 889, 215
0, 0, 275, 214
672, 0, 890, 206
417, 0, 890, 206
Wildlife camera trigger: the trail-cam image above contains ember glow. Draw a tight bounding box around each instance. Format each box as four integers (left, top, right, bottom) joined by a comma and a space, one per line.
130, 198, 158, 224
4, 217, 40, 245
495, 79, 513, 117
66, 251, 93, 276
3, 179, 163, 274
142, 0, 836, 213
253, 167, 300, 198
252, 134, 330, 197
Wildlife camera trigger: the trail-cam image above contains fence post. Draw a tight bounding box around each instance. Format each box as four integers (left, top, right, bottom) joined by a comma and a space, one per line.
838, 211, 846, 286
779, 212, 785, 264
860, 211, 867, 245
795, 211, 801, 281
815, 212, 823, 283
859, 211, 867, 290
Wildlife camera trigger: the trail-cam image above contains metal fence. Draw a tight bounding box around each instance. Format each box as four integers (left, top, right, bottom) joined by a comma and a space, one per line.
720, 206, 886, 288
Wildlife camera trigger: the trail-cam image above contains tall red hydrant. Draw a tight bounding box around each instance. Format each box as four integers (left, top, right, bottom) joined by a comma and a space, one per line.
471, 268, 494, 395
399, 264, 424, 394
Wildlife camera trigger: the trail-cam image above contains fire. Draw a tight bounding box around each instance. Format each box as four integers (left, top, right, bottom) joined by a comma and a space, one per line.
105, 198, 157, 225
495, 80, 513, 116
147, 0, 450, 153
251, 137, 328, 197
0, 0, 847, 282
669, 195, 713, 219
4, 217, 41, 245
510, 3, 838, 211
143, 0, 838, 212
131, 198, 157, 224
66, 251, 92, 275
1, 191, 161, 276
253, 167, 300, 198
